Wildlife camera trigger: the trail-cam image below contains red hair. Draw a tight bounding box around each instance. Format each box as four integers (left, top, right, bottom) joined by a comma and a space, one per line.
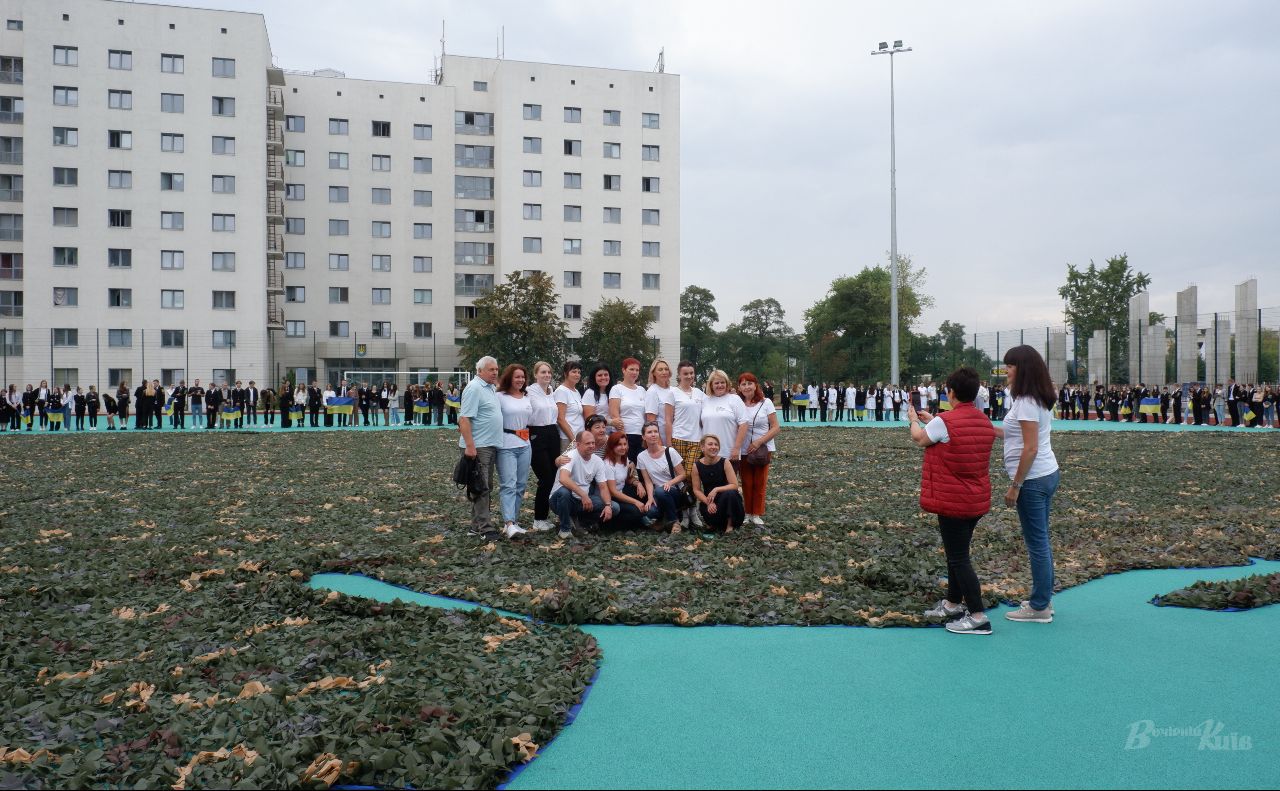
604, 431, 630, 463
622, 357, 641, 371
737, 371, 763, 404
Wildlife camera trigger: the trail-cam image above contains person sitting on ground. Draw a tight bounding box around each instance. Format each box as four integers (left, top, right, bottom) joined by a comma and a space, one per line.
601, 432, 649, 531
549, 429, 614, 540
691, 433, 745, 534
636, 420, 687, 532
908, 366, 997, 636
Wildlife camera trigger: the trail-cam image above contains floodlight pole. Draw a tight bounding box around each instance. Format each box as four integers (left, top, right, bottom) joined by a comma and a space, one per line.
872, 41, 911, 386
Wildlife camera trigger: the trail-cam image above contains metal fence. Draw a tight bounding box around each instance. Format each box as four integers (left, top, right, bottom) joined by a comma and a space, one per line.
969, 305, 1280, 386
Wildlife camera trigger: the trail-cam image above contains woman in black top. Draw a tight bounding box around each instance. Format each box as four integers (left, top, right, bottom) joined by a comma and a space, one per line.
86, 386, 100, 430
691, 434, 745, 533
47, 388, 63, 431
73, 387, 86, 430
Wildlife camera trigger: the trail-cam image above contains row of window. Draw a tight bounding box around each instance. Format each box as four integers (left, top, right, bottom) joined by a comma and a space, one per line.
284, 253, 434, 272
52, 47, 234, 76
285, 116, 433, 140
283, 150, 429, 172
518, 138, 660, 161
49, 287, 237, 309
51, 87, 239, 116
560, 304, 660, 320
520, 170, 661, 193
50, 328, 231, 349
47, 168, 237, 192
47, 208, 237, 231
50, 248, 234, 270
284, 219, 432, 238
285, 184, 433, 206
293, 321, 432, 339
521, 205, 661, 225
522, 238, 661, 256
521, 106, 661, 129
51, 126, 237, 154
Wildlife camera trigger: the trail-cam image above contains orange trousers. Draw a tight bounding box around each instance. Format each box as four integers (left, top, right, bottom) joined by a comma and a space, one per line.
738, 458, 770, 515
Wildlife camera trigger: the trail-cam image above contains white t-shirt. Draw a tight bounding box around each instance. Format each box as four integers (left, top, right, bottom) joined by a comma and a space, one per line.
636, 446, 683, 488
927, 385, 938, 402
644, 384, 676, 440
609, 383, 648, 434
554, 384, 584, 442
807, 385, 819, 405
740, 398, 777, 453
496, 392, 532, 449
671, 386, 706, 441
925, 415, 950, 444
976, 386, 989, 413
1002, 396, 1059, 480
603, 459, 631, 489
701, 394, 747, 453
551, 450, 608, 496
527, 385, 558, 427
845, 386, 856, 407
582, 388, 610, 419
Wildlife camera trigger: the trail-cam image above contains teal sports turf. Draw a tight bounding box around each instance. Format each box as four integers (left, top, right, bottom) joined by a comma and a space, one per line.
313, 559, 1280, 789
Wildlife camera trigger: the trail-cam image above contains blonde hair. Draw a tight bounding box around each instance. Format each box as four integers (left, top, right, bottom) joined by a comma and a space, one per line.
703, 369, 731, 396
648, 358, 671, 387
700, 433, 722, 448
532, 360, 553, 377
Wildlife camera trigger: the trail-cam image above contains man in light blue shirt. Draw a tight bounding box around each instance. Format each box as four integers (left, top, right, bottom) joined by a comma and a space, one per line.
459, 355, 502, 541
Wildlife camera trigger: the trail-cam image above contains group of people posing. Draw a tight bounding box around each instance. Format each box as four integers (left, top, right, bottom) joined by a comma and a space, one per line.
456, 356, 781, 543
0, 378, 465, 432
1055, 382, 1277, 427
779, 382, 1012, 423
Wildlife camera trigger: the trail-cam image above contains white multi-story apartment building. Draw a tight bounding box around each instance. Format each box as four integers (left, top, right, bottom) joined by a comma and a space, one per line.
0, 0, 679, 390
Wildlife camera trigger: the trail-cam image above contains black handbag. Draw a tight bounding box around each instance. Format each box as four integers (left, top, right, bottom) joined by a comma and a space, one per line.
743, 403, 772, 466
453, 452, 488, 502
663, 446, 696, 509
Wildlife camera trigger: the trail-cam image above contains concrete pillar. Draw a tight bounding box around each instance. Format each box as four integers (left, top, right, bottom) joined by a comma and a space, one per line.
1128, 291, 1149, 384
1205, 316, 1232, 387
1087, 329, 1108, 384
1176, 286, 1198, 384
1047, 330, 1068, 386
1234, 279, 1258, 384
1144, 323, 1167, 386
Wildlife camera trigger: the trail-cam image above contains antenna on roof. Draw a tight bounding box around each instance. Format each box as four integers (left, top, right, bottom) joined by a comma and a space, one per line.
497, 26, 505, 59
656, 47, 665, 73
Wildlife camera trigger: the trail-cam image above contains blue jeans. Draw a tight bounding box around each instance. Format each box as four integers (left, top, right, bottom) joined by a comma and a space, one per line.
648, 484, 681, 522
495, 445, 532, 524
1015, 469, 1060, 610
550, 485, 604, 532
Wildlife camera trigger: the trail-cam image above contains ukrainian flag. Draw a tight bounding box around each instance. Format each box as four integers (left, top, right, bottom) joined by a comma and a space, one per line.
221, 404, 242, 421
327, 396, 355, 415
1120, 404, 1132, 416
414, 399, 431, 414
1240, 402, 1256, 423
938, 394, 953, 411
792, 395, 809, 408
22, 407, 31, 426
1138, 397, 1161, 415
162, 398, 175, 417
287, 405, 304, 419
856, 407, 867, 418
444, 394, 461, 410
47, 410, 64, 424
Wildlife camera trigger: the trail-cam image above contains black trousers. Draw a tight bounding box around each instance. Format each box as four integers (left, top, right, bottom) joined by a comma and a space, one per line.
700, 490, 745, 531
172, 406, 185, 428
529, 425, 561, 521
938, 514, 984, 613
246, 405, 258, 425
310, 406, 320, 427
206, 408, 217, 429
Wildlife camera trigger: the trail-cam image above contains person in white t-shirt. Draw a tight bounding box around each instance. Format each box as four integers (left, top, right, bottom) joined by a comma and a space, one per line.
737, 373, 780, 526
806, 382, 819, 420
549, 429, 613, 540
643, 358, 677, 446
526, 361, 562, 533
554, 360, 585, 447
635, 420, 687, 532
609, 357, 648, 463
581, 362, 616, 432
494, 364, 533, 540
997, 345, 1061, 624
701, 369, 748, 464
670, 361, 707, 528
976, 382, 989, 416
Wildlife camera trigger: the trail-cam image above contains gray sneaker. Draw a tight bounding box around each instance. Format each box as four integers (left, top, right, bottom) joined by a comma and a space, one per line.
924, 599, 967, 620
1021, 599, 1054, 615
945, 614, 992, 635
556, 527, 572, 540
1006, 602, 1053, 623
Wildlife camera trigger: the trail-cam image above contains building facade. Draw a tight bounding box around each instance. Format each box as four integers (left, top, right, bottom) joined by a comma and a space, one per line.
0, 0, 680, 390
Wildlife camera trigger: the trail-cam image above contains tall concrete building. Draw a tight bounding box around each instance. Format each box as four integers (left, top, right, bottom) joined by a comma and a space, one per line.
0, 0, 680, 389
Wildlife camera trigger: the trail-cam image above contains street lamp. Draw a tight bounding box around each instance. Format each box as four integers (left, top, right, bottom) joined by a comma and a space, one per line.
871, 39, 911, 387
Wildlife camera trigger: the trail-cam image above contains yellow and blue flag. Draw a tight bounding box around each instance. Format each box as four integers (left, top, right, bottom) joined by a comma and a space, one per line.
938, 394, 953, 411
22, 407, 31, 426
792, 395, 809, 408
1138, 397, 1161, 415
414, 399, 431, 414
1240, 403, 1256, 422
162, 398, 175, 417
47, 410, 64, 424
287, 405, 304, 419
444, 393, 461, 410
221, 404, 242, 421
327, 396, 355, 415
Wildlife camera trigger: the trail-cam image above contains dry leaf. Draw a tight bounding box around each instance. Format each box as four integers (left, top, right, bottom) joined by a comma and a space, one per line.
511, 733, 539, 762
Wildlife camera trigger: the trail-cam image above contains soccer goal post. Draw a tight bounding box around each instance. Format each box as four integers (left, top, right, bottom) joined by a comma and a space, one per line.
341, 370, 472, 390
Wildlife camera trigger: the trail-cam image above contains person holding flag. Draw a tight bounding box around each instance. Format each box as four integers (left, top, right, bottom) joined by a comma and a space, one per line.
220, 384, 242, 428
445, 384, 461, 425
47, 387, 64, 431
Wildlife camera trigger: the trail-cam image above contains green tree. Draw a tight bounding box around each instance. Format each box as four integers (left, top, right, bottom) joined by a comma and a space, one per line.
458, 271, 567, 370
679, 286, 719, 370
1058, 253, 1152, 384
720, 298, 793, 382
578, 299, 655, 369
803, 255, 930, 384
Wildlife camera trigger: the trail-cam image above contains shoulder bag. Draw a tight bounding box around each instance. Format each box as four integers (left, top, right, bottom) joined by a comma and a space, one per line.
744, 403, 772, 467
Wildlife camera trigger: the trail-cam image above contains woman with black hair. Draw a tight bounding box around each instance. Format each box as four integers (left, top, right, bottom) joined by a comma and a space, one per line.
582, 362, 616, 432
999, 344, 1061, 624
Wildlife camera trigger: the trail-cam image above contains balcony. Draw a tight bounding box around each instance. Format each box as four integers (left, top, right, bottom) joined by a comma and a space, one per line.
0, 305, 20, 318
267, 158, 284, 184
0, 229, 20, 241
266, 119, 283, 153
454, 285, 493, 298
266, 86, 283, 118
0, 267, 19, 280
0, 189, 19, 202
266, 226, 284, 257
266, 190, 283, 223
0, 110, 21, 124
266, 292, 284, 331
0, 70, 21, 85
0, 152, 20, 165
455, 221, 494, 233
454, 253, 495, 267
267, 265, 284, 294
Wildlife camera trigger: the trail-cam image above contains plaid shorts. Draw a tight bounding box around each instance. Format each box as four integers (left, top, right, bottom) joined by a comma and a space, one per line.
671, 437, 701, 482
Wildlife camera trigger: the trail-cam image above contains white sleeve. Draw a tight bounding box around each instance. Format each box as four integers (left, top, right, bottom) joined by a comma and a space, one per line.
667, 447, 683, 469
924, 416, 950, 444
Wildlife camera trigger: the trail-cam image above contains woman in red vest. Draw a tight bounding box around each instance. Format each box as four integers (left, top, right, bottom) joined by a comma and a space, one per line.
908, 367, 997, 635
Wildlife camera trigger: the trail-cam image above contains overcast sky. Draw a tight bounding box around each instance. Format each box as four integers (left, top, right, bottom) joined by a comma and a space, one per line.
167, 0, 1279, 334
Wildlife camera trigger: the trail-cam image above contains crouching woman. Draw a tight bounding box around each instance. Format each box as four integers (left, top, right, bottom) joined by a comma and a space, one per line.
908, 366, 997, 635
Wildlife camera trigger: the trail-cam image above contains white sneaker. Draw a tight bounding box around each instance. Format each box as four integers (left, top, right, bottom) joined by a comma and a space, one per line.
689, 510, 705, 528
750, 515, 765, 526
531, 519, 555, 532
503, 524, 528, 540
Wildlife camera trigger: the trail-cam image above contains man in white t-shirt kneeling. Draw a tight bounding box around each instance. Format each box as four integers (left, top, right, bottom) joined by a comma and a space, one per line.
550, 429, 614, 540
